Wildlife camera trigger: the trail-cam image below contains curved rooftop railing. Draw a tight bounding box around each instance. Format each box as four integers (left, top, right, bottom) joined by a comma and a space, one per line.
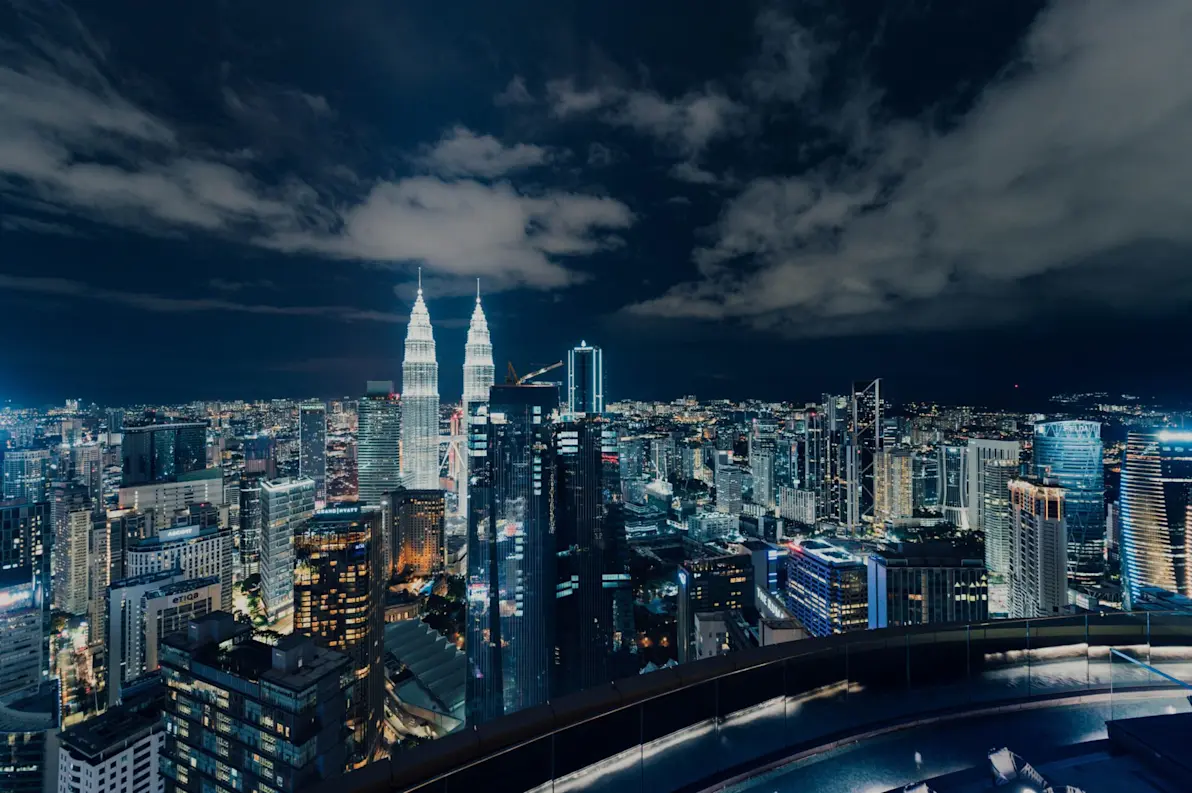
321, 612, 1192, 793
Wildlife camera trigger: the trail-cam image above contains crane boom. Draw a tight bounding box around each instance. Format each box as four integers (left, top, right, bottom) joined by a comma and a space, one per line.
505, 360, 564, 385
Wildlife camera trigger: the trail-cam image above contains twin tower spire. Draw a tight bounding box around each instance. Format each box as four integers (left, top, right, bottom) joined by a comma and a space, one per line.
399, 271, 495, 490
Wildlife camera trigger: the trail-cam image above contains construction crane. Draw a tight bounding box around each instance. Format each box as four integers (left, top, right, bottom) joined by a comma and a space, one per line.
506, 360, 563, 385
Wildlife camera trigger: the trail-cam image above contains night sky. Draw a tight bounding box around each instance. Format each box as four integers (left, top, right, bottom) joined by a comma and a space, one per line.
2, 0, 1191, 407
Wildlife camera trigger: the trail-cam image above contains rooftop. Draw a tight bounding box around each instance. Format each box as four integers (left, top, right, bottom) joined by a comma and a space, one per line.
872, 541, 985, 569
60, 684, 164, 761
163, 612, 348, 694
794, 538, 864, 567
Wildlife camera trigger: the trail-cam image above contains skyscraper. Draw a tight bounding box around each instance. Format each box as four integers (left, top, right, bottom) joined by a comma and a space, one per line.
237, 474, 262, 576
299, 402, 328, 502
1119, 430, 1192, 607
466, 383, 558, 726
294, 505, 384, 767
120, 420, 207, 487
1008, 478, 1067, 618
1033, 420, 1104, 586
715, 450, 743, 514
553, 416, 626, 696
981, 458, 1019, 588
393, 489, 445, 576
259, 477, 315, 622
401, 276, 440, 490
51, 482, 92, 615
967, 438, 1020, 534
2, 449, 49, 502
461, 282, 495, 519
846, 379, 881, 531
749, 417, 777, 509
873, 447, 914, 524
939, 443, 967, 526
567, 341, 604, 414
357, 382, 401, 505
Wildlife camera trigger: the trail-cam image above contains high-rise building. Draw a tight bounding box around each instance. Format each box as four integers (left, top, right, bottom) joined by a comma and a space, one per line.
105, 508, 148, 584
749, 417, 777, 509
912, 450, 940, 511
0, 566, 42, 697
0, 566, 56, 793
401, 278, 440, 490
938, 443, 967, 526
294, 505, 385, 767
677, 552, 753, 662
358, 382, 401, 505
51, 482, 92, 615
553, 417, 627, 695
714, 451, 743, 514
241, 434, 277, 479
3, 449, 49, 502
873, 448, 914, 524
466, 383, 558, 726
868, 542, 988, 628
161, 613, 351, 792
392, 489, 445, 576
105, 570, 221, 706
88, 513, 109, 644
461, 282, 495, 518
59, 682, 166, 793
981, 459, 1019, 579
125, 523, 234, 611
1119, 430, 1192, 607
566, 341, 604, 414
785, 539, 867, 637
259, 477, 315, 622
69, 442, 104, 501
846, 379, 881, 531
120, 420, 207, 487
0, 500, 51, 666
106, 408, 125, 446
1033, 420, 1104, 585
237, 473, 262, 576
1008, 478, 1067, 618
299, 402, 328, 502
117, 468, 225, 534
967, 438, 1020, 534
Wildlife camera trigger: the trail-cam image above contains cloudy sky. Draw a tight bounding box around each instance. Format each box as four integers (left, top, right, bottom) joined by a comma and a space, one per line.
2, 0, 1190, 405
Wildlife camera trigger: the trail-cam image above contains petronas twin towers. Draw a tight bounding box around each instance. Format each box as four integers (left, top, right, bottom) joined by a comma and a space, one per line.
399, 273, 494, 491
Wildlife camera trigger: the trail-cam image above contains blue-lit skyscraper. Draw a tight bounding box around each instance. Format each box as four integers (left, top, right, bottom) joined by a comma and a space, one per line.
1119, 430, 1192, 608
567, 341, 603, 414
466, 383, 558, 726
1033, 420, 1104, 585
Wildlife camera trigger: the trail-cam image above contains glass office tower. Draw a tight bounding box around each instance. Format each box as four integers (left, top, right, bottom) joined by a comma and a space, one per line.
466, 383, 558, 726
120, 421, 207, 486
294, 504, 385, 767
358, 382, 401, 506
1119, 430, 1192, 607
1033, 420, 1104, 585
567, 342, 604, 414
553, 416, 629, 696
299, 402, 328, 502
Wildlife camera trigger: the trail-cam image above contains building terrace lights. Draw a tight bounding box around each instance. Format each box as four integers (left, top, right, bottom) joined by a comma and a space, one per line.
401, 272, 440, 490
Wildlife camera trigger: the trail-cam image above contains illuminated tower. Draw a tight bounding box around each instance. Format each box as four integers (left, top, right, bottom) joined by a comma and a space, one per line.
400, 271, 440, 490
461, 280, 495, 515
